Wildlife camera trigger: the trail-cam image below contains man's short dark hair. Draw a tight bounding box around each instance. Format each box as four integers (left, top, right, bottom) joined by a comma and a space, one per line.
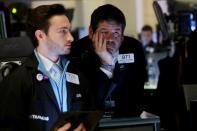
26, 4, 67, 47
142, 25, 153, 32
90, 4, 126, 32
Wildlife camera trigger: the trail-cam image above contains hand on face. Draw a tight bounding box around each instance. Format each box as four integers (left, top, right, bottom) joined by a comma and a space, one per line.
55, 122, 86, 131
92, 31, 113, 65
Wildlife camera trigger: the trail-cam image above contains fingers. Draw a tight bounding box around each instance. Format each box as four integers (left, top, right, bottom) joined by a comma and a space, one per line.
73, 123, 86, 131
92, 31, 112, 64
92, 31, 100, 49
56, 123, 71, 131
92, 31, 106, 52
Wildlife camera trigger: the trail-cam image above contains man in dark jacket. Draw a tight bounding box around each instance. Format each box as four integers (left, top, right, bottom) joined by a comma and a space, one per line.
0, 4, 91, 131
70, 4, 147, 117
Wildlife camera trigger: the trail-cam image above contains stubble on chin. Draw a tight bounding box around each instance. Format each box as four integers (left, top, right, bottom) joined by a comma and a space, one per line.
64, 48, 71, 55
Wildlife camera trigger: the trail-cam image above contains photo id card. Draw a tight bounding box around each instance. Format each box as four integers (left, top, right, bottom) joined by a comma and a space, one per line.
66, 72, 80, 85
118, 53, 134, 64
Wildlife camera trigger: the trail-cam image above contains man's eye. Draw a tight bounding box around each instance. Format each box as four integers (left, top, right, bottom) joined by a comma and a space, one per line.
59, 29, 69, 33
113, 32, 121, 37
101, 31, 108, 34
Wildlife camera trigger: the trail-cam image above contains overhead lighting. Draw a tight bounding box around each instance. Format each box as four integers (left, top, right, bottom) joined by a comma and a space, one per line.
11, 7, 17, 14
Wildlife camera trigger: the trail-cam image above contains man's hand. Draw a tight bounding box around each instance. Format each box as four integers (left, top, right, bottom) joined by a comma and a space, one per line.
73, 123, 86, 131
92, 31, 113, 65
140, 111, 156, 119
56, 122, 86, 131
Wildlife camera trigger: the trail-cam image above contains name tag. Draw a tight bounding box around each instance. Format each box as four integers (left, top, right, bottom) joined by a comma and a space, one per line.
118, 53, 134, 64
105, 100, 116, 108
66, 72, 80, 85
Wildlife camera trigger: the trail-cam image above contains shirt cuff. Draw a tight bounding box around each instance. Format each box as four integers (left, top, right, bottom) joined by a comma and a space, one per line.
100, 67, 113, 78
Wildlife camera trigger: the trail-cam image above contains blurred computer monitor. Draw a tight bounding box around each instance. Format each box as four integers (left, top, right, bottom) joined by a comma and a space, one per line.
178, 11, 197, 36
97, 117, 160, 131
0, 36, 33, 62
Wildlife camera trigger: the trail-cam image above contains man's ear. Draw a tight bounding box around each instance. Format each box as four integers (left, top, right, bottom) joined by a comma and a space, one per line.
88, 26, 94, 39
35, 30, 46, 42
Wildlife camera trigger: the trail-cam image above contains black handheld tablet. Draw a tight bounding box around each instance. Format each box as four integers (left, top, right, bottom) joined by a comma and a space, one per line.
52, 111, 104, 131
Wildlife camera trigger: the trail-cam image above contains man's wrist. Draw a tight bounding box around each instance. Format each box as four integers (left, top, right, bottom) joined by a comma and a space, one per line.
97, 51, 113, 65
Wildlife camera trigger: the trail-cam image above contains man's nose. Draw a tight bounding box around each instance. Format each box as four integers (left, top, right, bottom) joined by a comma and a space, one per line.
105, 32, 115, 41
67, 32, 74, 42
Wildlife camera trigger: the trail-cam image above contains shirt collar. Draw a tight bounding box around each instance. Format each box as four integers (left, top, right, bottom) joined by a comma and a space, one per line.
37, 52, 61, 72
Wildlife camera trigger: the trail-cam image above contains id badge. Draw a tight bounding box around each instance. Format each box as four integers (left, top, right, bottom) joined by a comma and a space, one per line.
118, 53, 134, 64
105, 100, 116, 109
66, 72, 80, 85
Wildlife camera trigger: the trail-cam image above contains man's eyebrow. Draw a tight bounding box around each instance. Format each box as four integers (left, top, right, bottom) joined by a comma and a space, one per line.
58, 26, 71, 30
101, 27, 121, 30
57, 27, 71, 31
100, 27, 121, 30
